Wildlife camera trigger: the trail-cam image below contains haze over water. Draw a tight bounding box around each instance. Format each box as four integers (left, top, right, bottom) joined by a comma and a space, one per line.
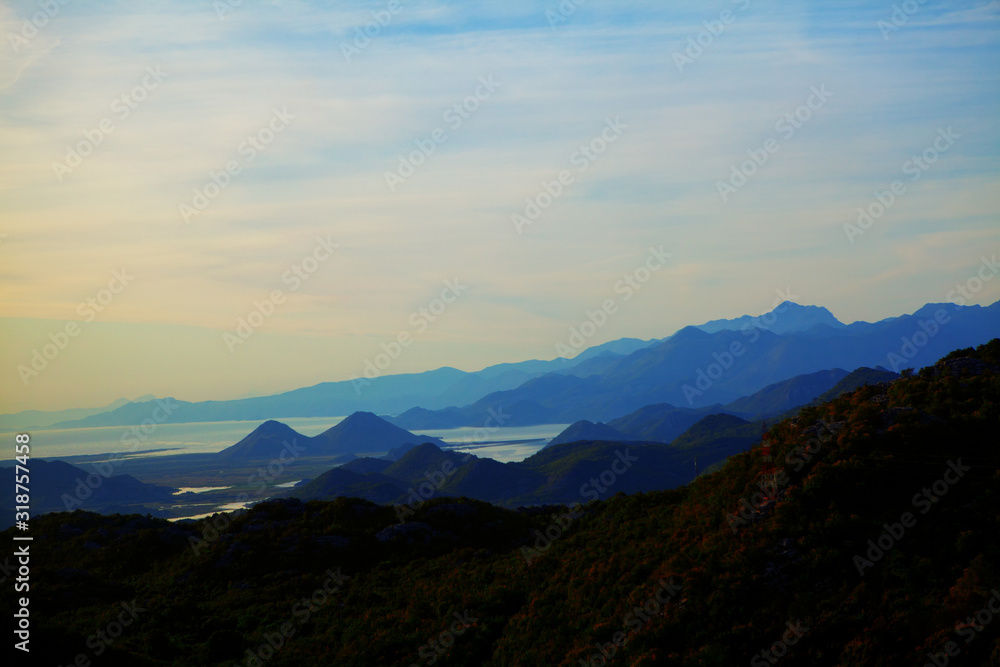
2, 419, 566, 462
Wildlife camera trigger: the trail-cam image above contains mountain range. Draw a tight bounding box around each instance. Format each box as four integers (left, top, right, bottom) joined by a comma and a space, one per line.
14, 340, 998, 666
546, 365, 899, 446
695, 302, 846, 334
0, 359, 907, 527
6, 300, 996, 435
247, 361, 902, 510
0, 458, 175, 523
215, 411, 446, 461
0, 394, 156, 431
285, 438, 704, 509
391, 301, 997, 428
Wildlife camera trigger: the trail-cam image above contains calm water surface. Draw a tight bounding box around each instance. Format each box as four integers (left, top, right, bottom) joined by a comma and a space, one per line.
3, 418, 567, 463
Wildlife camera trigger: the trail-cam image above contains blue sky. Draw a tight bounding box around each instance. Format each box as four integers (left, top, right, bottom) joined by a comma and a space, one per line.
0, 0, 998, 411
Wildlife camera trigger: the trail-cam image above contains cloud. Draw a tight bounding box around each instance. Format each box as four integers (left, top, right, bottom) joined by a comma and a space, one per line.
0, 0, 998, 410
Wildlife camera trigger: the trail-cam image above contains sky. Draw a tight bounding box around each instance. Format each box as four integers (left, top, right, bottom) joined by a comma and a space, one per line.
0, 0, 998, 412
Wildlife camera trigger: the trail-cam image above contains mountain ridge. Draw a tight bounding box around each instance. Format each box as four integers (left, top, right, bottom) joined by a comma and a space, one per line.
39, 299, 1000, 430
696, 300, 846, 334
215, 412, 447, 461
391, 300, 1000, 428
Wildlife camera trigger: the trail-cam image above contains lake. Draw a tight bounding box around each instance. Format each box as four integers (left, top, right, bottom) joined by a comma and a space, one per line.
2, 418, 568, 464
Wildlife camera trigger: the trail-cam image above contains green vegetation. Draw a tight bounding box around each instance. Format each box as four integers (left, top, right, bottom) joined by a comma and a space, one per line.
724, 368, 850, 419
807, 366, 900, 407
7, 340, 999, 665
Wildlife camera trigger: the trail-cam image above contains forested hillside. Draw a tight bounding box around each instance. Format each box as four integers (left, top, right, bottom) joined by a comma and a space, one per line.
8, 341, 999, 666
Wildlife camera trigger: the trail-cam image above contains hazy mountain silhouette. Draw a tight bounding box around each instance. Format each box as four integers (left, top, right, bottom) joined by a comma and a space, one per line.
49, 356, 623, 428
0, 459, 175, 527
605, 402, 732, 443
803, 366, 900, 408
0, 394, 156, 431
311, 411, 447, 455
547, 420, 633, 447
382, 442, 420, 461
215, 412, 446, 462
547, 364, 899, 447
288, 440, 688, 508
668, 413, 759, 459
394, 300, 999, 427
723, 368, 851, 418
215, 420, 306, 462
696, 301, 846, 334
19, 340, 1000, 665
47, 300, 999, 430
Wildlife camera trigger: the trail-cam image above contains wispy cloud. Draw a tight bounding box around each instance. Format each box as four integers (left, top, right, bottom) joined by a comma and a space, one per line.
0, 0, 997, 410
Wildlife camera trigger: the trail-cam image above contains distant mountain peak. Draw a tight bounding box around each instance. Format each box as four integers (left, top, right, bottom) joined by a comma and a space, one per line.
769, 302, 845, 332
695, 301, 845, 335
775, 301, 839, 317
547, 420, 630, 447
774, 300, 817, 313
311, 411, 447, 454
254, 419, 296, 433
670, 325, 710, 341
339, 411, 382, 425
216, 420, 307, 461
